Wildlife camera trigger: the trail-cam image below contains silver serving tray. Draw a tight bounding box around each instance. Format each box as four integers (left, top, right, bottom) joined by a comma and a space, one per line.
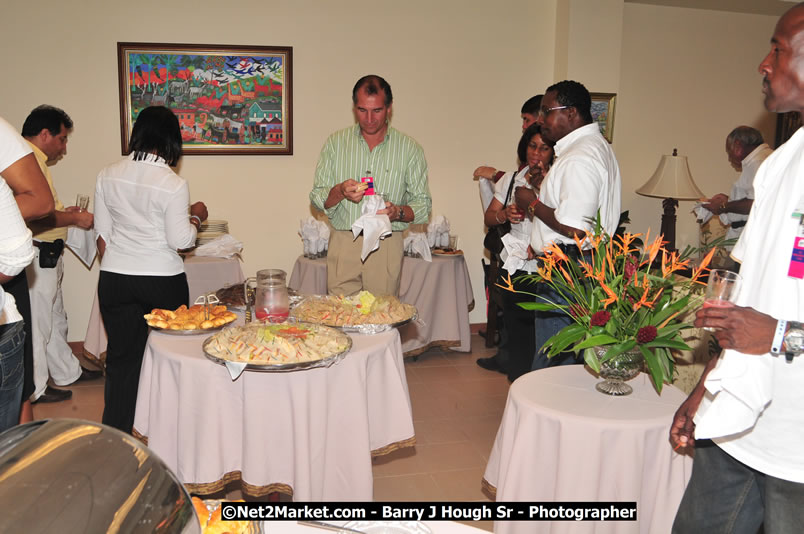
290, 296, 418, 334
201, 322, 352, 372
150, 323, 229, 336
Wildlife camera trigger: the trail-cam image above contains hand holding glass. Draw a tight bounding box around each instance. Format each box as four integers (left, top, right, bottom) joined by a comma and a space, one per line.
702, 269, 743, 332
76, 194, 90, 211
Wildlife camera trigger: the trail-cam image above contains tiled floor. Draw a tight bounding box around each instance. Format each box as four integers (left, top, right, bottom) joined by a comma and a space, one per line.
35, 335, 507, 532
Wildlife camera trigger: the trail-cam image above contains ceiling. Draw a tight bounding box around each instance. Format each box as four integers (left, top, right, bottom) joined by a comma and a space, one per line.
626, 0, 794, 16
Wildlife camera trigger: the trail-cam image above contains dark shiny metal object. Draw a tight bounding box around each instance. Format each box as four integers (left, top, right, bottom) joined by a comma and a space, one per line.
0, 419, 200, 534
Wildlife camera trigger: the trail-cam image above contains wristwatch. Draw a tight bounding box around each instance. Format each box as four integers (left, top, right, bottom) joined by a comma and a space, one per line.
784, 321, 804, 361
527, 198, 540, 218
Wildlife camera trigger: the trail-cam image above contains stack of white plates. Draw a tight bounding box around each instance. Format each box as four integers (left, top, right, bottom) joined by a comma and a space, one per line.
196, 219, 229, 246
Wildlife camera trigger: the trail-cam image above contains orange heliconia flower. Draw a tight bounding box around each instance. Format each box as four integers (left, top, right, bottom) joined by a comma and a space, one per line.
600, 281, 618, 308
690, 247, 716, 285
545, 242, 569, 262
496, 272, 515, 293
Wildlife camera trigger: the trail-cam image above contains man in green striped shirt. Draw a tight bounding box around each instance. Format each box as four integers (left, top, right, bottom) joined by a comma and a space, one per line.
310, 75, 431, 296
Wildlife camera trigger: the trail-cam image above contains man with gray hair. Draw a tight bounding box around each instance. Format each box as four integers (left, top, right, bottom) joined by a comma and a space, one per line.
702, 125, 773, 245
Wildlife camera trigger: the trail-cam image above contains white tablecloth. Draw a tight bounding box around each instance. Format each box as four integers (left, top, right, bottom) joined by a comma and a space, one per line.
483, 367, 692, 534
289, 255, 474, 356
83, 255, 245, 366
133, 325, 415, 501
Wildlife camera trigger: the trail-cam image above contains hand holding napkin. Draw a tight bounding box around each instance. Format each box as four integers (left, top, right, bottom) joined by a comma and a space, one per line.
501, 233, 529, 274
403, 232, 432, 262
67, 226, 97, 269
693, 203, 714, 225
351, 195, 392, 261
193, 234, 243, 259
693, 350, 774, 439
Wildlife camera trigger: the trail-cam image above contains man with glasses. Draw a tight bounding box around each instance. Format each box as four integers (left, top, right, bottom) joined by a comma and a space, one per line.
514, 80, 621, 371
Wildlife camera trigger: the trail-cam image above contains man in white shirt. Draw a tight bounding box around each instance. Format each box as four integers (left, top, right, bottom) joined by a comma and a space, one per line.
514, 80, 621, 371
21, 106, 100, 405
702, 126, 773, 248
672, 4, 804, 532
0, 116, 47, 431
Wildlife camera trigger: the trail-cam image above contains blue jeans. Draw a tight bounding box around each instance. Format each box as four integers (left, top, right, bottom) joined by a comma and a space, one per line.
673, 440, 804, 534
531, 283, 581, 371
0, 321, 25, 433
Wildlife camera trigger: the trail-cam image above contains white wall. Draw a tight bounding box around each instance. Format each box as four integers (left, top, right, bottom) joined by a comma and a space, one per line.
617, 3, 777, 248
0, 0, 556, 339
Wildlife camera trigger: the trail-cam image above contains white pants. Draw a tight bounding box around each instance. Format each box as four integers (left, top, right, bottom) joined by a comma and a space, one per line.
26, 251, 81, 399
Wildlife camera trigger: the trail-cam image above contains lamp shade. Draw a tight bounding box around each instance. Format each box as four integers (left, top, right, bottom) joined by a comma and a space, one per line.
636, 151, 704, 200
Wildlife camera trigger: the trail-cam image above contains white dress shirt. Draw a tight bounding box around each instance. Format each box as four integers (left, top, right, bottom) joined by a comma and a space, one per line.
530, 123, 621, 253
0, 117, 35, 324
94, 154, 197, 276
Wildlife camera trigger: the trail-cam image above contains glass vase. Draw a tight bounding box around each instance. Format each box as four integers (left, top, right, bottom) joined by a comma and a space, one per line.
593, 346, 644, 396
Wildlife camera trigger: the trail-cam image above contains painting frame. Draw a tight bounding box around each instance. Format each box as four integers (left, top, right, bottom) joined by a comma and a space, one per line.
590, 92, 616, 143
117, 42, 293, 156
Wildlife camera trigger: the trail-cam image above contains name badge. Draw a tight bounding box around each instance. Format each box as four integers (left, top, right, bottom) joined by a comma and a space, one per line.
789, 215, 804, 279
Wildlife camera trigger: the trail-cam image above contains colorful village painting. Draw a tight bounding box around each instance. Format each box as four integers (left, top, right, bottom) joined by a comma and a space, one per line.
117, 43, 293, 155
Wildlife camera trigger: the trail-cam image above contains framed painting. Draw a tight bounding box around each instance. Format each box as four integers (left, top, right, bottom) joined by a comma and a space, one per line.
590, 92, 616, 143
117, 42, 293, 155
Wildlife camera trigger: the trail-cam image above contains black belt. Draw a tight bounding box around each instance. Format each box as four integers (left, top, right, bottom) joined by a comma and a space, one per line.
731, 220, 747, 229
539, 242, 592, 260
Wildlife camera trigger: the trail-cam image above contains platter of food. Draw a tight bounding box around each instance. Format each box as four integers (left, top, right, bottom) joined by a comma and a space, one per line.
431, 248, 463, 256
290, 291, 417, 334
144, 304, 238, 335
214, 284, 247, 310
202, 321, 352, 372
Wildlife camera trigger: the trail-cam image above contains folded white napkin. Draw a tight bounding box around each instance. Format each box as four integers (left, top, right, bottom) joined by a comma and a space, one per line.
66, 226, 97, 269
403, 232, 432, 262
693, 203, 714, 225
193, 234, 243, 259
693, 350, 774, 439
501, 233, 529, 274
224, 360, 247, 380
479, 179, 496, 213
352, 195, 392, 261
315, 219, 330, 254
427, 215, 450, 248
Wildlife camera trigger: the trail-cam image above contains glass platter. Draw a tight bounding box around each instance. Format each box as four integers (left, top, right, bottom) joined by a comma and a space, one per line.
201, 322, 352, 372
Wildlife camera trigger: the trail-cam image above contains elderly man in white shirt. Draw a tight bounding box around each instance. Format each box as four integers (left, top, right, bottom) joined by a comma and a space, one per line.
702, 126, 773, 247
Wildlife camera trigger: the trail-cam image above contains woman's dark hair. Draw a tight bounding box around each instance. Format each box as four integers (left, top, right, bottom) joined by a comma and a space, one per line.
128, 106, 182, 166
517, 123, 544, 164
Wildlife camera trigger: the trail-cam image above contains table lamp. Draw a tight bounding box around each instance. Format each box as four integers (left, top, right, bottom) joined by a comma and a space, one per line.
636, 148, 704, 252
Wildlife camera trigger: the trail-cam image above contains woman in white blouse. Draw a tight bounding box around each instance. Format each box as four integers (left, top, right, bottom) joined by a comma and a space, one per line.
94, 106, 207, 433
481, 124, 554, 382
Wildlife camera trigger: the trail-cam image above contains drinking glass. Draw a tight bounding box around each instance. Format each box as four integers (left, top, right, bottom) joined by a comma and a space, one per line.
702, 269, 742, 332
76, 194, 90, 211
449, 235, 458, 251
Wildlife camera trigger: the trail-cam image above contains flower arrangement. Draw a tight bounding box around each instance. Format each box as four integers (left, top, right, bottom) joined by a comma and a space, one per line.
499, 224, 715, 392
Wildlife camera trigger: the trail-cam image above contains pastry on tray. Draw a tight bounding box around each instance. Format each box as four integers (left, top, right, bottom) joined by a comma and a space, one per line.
143, 304, 237, 331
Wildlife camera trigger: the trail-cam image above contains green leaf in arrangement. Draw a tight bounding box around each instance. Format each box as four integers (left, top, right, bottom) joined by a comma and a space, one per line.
544, 323, 587, 355
583, 347, 601, 372
640, 345, 666, 393
574, 335, 619, 351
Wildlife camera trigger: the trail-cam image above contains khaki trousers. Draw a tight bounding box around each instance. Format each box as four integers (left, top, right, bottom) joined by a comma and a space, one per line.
327, 230, 403, 296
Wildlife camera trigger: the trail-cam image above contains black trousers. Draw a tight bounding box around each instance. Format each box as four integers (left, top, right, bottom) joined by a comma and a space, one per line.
98, 271, 188, 433
500, 272, 538, 382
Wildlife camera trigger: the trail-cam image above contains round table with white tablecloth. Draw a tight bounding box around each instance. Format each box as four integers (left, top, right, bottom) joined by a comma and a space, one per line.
82, 255, 245, 368
289, 255, 474, 357
483, 366, 692, 534
132, 322, 415, 501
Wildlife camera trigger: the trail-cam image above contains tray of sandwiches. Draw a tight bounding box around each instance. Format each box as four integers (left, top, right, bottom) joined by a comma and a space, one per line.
290, 291, 417, 334
202, 320, 352, 372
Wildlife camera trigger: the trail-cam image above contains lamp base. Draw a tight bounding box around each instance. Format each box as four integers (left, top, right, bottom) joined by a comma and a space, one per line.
661, 198, 678, 253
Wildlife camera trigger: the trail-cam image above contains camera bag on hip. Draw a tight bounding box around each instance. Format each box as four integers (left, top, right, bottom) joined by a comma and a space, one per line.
38, 239, 64, 269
